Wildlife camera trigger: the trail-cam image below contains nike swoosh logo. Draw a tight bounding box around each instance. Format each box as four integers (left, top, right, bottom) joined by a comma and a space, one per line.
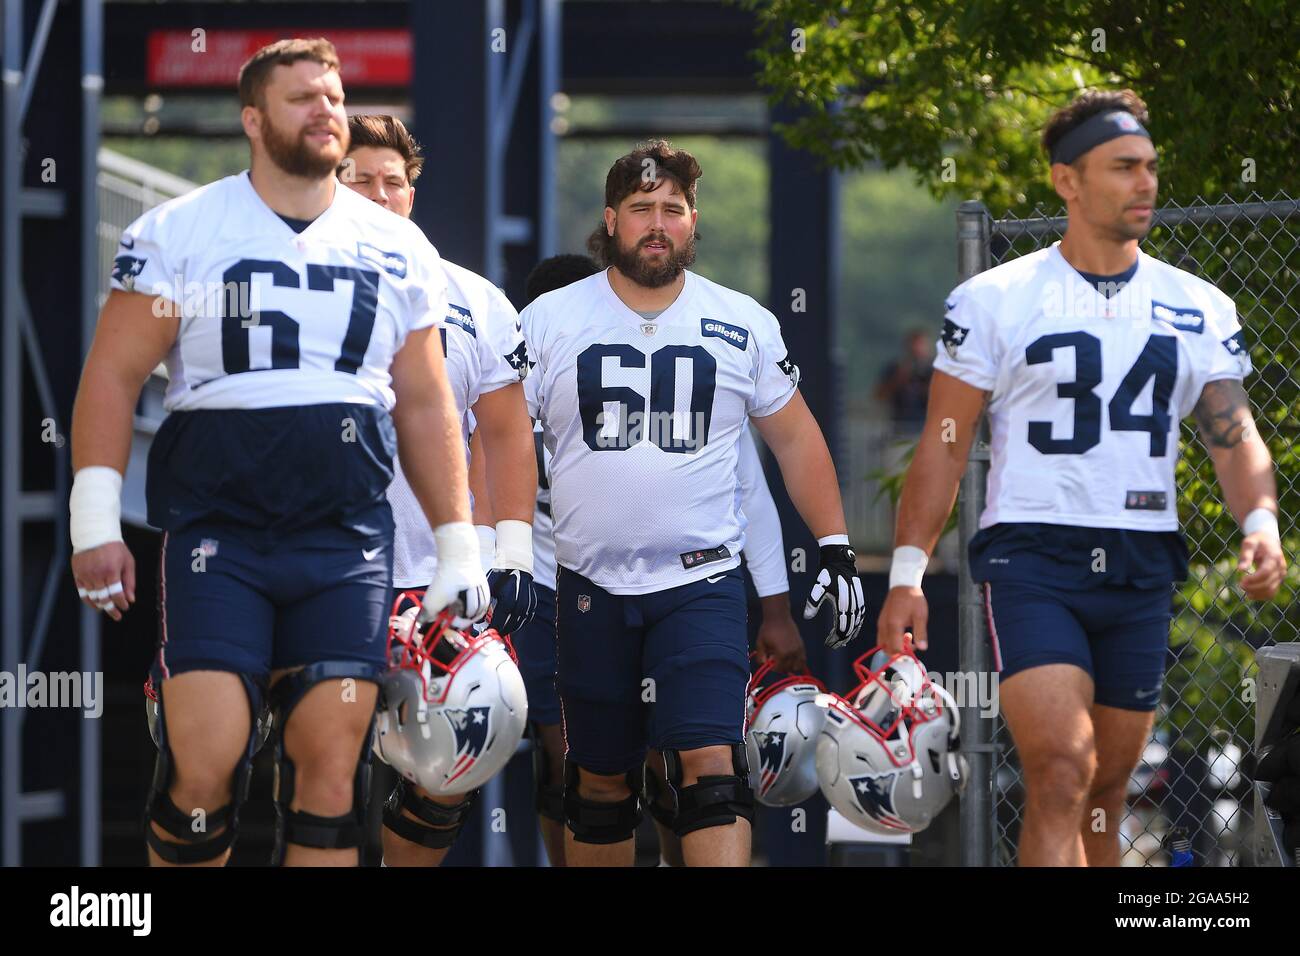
362, 547, 382, 561
706, 574, 726, 584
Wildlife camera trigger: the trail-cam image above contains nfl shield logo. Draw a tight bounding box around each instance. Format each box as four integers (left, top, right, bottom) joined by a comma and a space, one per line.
577, 595, 591, 613
640, 323, 657, 337
198, 538, 219, 558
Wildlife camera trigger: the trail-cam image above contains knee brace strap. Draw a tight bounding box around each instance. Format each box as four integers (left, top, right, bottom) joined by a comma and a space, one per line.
563, 761, 643, 845
641, 762, 676, 828
383, 779, 478, 850
662, 744, 755, 837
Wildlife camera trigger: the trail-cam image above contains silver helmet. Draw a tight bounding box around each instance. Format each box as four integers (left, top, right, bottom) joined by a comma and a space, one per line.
816, 647, 966, 835
744, 659, 827, 807
373, 592, 528, 796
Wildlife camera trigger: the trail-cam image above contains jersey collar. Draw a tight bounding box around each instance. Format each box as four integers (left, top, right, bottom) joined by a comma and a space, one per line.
600, 267, 696, 331
239, 169, 345, 240
1048, 241, 1146, 318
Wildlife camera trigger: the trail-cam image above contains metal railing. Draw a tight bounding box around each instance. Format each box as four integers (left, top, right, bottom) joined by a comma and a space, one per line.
955, 194, 1300, 866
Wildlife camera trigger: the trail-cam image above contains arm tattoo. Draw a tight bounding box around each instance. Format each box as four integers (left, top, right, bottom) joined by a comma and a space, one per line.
1193, 379, 1253, 449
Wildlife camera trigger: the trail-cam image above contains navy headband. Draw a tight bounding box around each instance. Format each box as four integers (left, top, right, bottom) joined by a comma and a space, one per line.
1050, 109, 1150, 165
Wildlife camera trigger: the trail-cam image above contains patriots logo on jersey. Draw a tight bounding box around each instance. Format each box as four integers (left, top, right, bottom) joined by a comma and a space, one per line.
444, 303, 477, 337
777, 356, 800, 388
849, 770, 908, 829
1151, 300, 1204, 333
941, 317, 969, 359
356, 241, 407, 278
505, 340, 530, 379
753, 731, 787, 797
1222, 330, 1247, 356
442, 706, 491, 784
111, 254, 147, 291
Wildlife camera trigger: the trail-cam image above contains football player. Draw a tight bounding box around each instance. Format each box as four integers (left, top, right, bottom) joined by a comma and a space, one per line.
513, 254, 808, 866
878, 89, 1286, 866
522, 141, 865, 867
70, 40, 489, 867
338, 114, 536, 865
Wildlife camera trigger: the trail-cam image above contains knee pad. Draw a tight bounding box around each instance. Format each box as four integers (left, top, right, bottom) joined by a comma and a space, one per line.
143, 672, 266, 865
663, 744, 755, 838
530, 722, 565, 823
269, 661, 382, 864
641, 759, 676, 829
382, 777, 479, 850
562, 760, 644, 845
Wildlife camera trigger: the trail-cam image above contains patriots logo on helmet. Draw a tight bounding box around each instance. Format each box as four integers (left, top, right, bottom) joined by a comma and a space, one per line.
753, 731, 788, 797
941, 317, 969, 359
442, 706, 491, 784
848, 770, 908, 830
505, 340, 530, 379
112, 254, 147, 291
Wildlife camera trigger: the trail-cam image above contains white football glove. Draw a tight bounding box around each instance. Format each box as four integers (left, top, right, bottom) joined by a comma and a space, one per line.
418, 523, 491, 631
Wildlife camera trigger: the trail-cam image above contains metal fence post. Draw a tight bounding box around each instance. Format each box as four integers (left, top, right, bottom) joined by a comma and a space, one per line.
1253, 644, 1300, 866
955, 201, 994, 866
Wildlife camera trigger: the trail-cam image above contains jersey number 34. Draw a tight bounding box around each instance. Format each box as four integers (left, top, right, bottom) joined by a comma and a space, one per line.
1026, 331, 1176, 456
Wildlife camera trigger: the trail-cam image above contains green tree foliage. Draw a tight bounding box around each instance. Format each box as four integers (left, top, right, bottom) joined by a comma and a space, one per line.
742, 0, 1300, 213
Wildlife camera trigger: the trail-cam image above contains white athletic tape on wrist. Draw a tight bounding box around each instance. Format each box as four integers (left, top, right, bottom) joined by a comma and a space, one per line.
475, 525, 497, 567
817, 533, 851, 548
494, 519, 534, 574
70, 467, 124, 553
889, 546, 929, 590
1242, 508, 1280, 540
434, 522, 481, 572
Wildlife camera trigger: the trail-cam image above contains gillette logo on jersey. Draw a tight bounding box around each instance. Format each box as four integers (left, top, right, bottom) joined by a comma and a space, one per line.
935, 243, 1251, 533
442, 706, 491, 784
701, 318, 749, 349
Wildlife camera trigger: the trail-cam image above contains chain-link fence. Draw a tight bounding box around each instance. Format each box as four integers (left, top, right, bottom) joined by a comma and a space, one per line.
955, 193, 1300, 866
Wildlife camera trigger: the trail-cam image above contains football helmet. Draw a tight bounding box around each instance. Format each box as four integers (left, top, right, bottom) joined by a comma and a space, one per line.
816, 647, 966, 835
373, 591, 528, 796
744, 659, 827, 807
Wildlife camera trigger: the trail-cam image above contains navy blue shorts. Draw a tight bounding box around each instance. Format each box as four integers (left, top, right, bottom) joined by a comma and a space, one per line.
982, 579, 1174, 711
153, 522, 392, 682
555, 565, 749, 774
512, 584, 561, 727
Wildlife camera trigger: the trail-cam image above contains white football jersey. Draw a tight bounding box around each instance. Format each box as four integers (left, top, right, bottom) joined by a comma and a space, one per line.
389, 260, 528, 588
531, 421, 558, 591
522, 269, 799, 595
111, 171, 447, 412
936, 243, 1251, 532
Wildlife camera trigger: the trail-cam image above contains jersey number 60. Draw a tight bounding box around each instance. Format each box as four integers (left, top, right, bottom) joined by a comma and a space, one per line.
576, 343, 716, 454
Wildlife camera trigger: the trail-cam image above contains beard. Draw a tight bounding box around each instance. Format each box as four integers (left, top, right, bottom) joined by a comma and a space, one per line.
598, 228, 698, 288
261, 112, 348, 179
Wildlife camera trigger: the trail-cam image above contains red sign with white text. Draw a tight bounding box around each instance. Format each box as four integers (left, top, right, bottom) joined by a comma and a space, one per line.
147, 29, 412, 88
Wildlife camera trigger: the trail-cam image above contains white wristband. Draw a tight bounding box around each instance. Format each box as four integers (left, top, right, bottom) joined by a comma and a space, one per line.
475, 525, 497, 567
817, 533, 851, 548
70, 466, 124, 553
1242, 508, 1280, 540
434, 522, 481, 572
494, 519, 534, 575
889, 545, 929, 590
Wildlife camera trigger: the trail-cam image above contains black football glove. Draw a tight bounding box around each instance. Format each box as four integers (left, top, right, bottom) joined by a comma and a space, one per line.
803, 544, 866, 649
486, 568, 537, 636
